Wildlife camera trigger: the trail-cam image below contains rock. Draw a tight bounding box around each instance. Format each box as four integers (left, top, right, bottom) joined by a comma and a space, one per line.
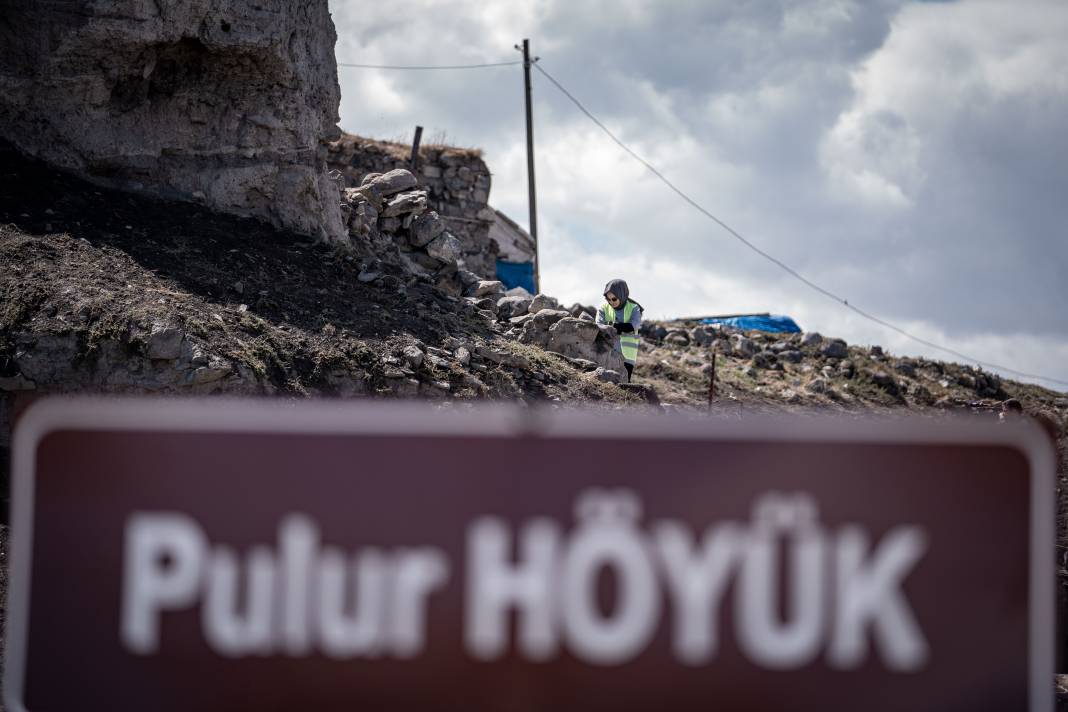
497, 295, 533, 320
476, 346, 531, 370
351, 183, 384, 208
469, 280, 505, 298
545, 318, 626, 372
349, 201, 379, 237
454, 346, 471, 366
592, 367, 623, 384
751, 351, 778, 370
379, 217, 402, 233
568, 303, 596, 319
820, 339, 848, 359
341, 186, 367, 204
509, 313, 535, 327
958, 373, 977, 389
869, 345, 884, 357
425, 232, 461, 263
664, 329, 690, 346
517, 317, 551, 349
467, 297, 498, 314
356, 269, 382, 283
894, 360, 917, 377
769, 341, 790, 353
801, 332, 823, 348
867, 369, 901, 397
407, 210, 445, 247
504, 286, 532, 298
692, 326, 719, 347
400, 345, 424, 370
806, 378, 829, 394
528, 293, 560, 314
454, 269, 481, 289
578, 311, 595, 322
0, 1, 347, 242
779, 349, 803, 363
432, 264, 464, 297
532, 309, 570, 327
837, 360, 855, 378
191, 361, 231, 385
147, 324, 183, 360
364, 169, 418, 198
381, 190, 428, 218
567, 358, 599, 371
638, 324, 668, 342
731, 335, 757, 358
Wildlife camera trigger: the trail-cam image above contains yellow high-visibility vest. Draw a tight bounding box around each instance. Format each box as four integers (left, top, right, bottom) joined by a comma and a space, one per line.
601, 300, 640, 363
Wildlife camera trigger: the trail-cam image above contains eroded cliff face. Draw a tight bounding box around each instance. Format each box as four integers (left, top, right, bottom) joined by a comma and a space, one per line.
0, 0, 346, 242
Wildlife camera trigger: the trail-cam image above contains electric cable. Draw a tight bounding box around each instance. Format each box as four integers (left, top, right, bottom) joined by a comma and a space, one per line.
337, 60, 522, 70
532, 61, 1068, 389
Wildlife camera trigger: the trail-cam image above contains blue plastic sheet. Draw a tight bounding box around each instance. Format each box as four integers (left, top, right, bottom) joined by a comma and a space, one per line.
496, 260, 536, 294
700, 314, 801, 333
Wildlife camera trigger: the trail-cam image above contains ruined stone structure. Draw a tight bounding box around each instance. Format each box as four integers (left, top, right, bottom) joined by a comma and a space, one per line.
0, 0, 346, 242
326, 134, 498, 277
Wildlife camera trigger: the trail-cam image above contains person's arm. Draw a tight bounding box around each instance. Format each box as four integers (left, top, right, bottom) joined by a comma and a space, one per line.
595, 304, 608, 325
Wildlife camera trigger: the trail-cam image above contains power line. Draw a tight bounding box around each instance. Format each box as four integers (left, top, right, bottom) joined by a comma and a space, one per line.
337, 60, 522, 70
532, 62, 1068, 389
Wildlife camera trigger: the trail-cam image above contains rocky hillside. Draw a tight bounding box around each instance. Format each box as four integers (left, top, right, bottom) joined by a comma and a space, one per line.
2, 137, 1066, 475
2, 140, 1068, 695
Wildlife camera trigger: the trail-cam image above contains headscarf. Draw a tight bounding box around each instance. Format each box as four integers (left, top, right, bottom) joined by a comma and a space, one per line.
603, 278, 629, 304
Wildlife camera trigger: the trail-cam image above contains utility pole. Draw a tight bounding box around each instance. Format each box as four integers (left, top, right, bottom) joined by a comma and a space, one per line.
516, 38, 540, 293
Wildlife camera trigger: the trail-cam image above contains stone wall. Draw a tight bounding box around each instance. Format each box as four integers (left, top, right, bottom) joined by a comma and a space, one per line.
0, 0, 346, 243
326, 134, 498, 277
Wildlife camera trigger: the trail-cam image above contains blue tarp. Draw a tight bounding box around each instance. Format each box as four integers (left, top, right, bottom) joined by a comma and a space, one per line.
496, 260, 536, 294
700, 314, 802, 333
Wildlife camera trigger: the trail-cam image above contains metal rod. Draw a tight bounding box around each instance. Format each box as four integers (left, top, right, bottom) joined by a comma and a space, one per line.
708, 352, 716, 409
409, 125, 423, 173
520, 38, 540, 293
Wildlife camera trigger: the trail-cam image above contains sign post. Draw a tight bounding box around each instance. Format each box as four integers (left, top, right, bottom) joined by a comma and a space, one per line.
4, 398, 1056, 711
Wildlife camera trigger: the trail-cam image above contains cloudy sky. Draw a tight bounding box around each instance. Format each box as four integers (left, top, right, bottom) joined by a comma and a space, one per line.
328, 0, 1068, 390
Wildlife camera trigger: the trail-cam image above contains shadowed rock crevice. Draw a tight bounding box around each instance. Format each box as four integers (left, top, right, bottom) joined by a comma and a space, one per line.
0, 0, 345, 243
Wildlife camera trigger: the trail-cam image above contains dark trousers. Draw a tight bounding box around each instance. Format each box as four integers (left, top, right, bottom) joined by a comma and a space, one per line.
624, 362, 634, 382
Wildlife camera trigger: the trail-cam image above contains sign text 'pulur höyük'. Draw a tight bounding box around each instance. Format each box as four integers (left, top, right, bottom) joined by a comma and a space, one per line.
121, 489, 929, 671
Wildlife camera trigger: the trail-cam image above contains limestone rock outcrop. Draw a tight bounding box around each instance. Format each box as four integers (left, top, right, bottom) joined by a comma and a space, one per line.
0, 0, 346, 242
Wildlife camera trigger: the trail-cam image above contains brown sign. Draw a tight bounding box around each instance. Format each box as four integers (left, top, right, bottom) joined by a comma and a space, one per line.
4, 398, 1056, 711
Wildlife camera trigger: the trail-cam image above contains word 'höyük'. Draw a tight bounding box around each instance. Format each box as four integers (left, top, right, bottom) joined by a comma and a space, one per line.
120, 490, 929, 671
